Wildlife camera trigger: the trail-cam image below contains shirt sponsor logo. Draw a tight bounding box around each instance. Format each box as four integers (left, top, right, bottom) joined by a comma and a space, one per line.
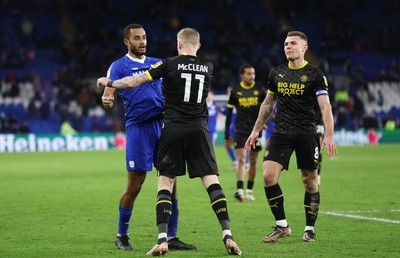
238, 97, 259, 107
277, 82, 305, 96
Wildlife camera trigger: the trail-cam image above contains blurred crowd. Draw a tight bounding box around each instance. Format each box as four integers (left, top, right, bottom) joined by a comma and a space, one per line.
1, 0, 400, 134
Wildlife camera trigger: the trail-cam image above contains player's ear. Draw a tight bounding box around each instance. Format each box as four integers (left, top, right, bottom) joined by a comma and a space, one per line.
197, 43, 201, 50
303, 43, 308, 53
123, 38, 129, 47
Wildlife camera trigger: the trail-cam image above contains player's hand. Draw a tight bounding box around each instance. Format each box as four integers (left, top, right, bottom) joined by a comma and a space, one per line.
101, 94, 114, 109
244, 131, 259, 152
97, 77, 110, 88
224, 137, 233, 149
321, 135, 337, 157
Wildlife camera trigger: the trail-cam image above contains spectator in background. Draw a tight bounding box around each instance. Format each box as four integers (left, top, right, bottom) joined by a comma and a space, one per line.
0, 115, 10, 133
334, 86, 350, 109
352, 94, 364, 130
1, 0, 399, 136
40, 95, 50, 120
362, 113, 380, 129
77, 84, 92, 117
356, 85, 370, 109
376, 90, 384, 107
19, 121, 31, 134
60, 117, 77, 135
8, 113, 20, 133
335, 106, 348, 130
384, 113, 396, 130
91, 116, 113, 132
27, 98, 36, 118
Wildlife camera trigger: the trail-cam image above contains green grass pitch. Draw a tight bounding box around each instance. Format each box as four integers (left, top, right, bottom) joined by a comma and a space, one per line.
1, 144, 399, 257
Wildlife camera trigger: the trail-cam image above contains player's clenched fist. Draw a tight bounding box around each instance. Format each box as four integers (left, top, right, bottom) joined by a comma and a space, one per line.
97, 77, 110, 88
101, 94, 114, 108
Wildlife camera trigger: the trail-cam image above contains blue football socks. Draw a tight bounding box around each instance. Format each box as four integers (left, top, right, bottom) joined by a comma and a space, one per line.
118, 206, 133, 236
167, 198, 178, 238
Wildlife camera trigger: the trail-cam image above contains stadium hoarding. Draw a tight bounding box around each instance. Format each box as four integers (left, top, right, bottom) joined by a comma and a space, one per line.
377, 129, 400, 144
215, 129, 400, 146
0, 133, 124, 153
1, 129, 398, 153
331, 129, 399, 145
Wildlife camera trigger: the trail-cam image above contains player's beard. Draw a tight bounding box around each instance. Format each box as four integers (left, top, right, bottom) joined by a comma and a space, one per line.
243, 79, 255, 85
130, 45, 146, 57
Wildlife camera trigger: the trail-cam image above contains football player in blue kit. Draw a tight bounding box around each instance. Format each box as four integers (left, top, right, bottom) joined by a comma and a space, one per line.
98, 27, 242, 257
207, 90, 220, 145
101, 23, 195, 251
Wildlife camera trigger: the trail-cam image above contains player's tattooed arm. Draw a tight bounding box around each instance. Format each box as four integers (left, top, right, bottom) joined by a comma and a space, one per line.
111, 73, 150, 90
253, 93, 276, 132
97, 73, 150, 90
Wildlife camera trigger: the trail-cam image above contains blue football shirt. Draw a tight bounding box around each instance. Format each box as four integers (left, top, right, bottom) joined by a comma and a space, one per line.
107, 54, 164, 127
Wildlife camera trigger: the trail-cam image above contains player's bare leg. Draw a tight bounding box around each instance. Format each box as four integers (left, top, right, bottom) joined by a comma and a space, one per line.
116, 171, 146, 250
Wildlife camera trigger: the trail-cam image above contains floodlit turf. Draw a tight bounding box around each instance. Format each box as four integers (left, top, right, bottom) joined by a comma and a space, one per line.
1, 144, 399, 257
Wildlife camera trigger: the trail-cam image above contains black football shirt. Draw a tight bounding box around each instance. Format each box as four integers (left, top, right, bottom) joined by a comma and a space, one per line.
146, 55, 213, 127
227, 82, 266, 135
268, 61, 329, 134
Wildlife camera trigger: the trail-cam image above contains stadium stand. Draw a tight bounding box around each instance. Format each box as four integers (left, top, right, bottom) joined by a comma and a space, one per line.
1, 0, 399, 133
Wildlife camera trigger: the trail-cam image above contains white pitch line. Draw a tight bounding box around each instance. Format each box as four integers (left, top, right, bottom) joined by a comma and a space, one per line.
325, 209, 400, 213
321, 211, 400, 224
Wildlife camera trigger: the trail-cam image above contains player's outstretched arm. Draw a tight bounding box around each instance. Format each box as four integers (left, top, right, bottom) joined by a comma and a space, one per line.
97, 73, 150, 90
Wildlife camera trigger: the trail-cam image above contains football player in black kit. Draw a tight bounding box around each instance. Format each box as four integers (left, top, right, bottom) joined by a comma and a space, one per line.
97, 27, 241, 256
245, 31, 336, 243
224, 64, 266, 202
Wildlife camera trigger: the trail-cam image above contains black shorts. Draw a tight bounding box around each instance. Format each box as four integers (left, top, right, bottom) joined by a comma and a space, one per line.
234, 132, 262, 152
263, 133, 320, 170
157, 126, 219, 178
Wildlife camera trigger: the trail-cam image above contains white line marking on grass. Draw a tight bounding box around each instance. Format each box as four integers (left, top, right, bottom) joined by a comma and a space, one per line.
321, 211, 400, 224
325, 209, 400, 213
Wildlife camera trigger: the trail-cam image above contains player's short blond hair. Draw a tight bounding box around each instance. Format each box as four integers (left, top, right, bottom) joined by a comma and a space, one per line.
177, 28, 200, 47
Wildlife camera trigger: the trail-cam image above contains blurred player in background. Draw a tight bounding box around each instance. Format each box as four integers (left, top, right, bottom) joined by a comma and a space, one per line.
264, 105, 277, 149
225, 64, 266, 202
100, 23, 195, 251
223, 87, 238, 171
207, 90, 223, 145
223, 107, 250, 172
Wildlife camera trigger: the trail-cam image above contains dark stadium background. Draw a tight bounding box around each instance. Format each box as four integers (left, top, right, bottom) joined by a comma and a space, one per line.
1, 0, 399, 135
